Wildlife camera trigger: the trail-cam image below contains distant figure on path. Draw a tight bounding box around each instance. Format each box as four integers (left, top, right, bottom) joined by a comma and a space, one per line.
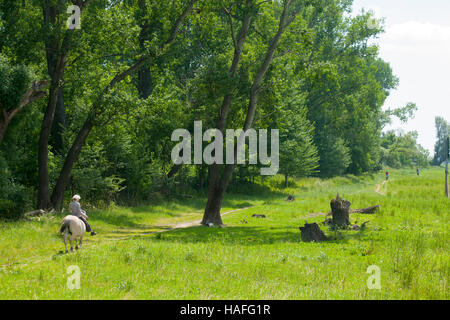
416, 168, 420, 176
385, 171, 389, 181
69, 195, 97, 236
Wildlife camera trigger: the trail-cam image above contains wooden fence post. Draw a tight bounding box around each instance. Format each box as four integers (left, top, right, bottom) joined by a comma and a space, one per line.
446, 136, 449, 199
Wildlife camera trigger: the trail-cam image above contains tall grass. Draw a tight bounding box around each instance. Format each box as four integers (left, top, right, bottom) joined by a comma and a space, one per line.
0, 168, 448, 299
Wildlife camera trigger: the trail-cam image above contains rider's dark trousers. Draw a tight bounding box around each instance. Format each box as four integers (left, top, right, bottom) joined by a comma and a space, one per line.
79, 216, 92, 232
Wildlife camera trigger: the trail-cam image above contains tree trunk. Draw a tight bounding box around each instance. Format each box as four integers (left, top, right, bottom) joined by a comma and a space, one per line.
201, 11, 252, 226
202, 0, 297, 225
136, 0, 154, 99
38, 2, 77, 209
0, 110, 10, 145
49, 1, 198, 209
330, 194, 351, 228
51, 119, 94, 209
167, 163, 181, 179
202, 163, 236, 225
285, 173, 288, 188
202, 185, 225, 226
38, 83, 61, 209
50, 88, 66, 154
199, 165, 206, 190
138, 67, 153, 99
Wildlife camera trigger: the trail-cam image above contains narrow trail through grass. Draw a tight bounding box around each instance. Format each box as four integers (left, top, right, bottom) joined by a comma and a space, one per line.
375, 180, 388, 196
0, 174, 397, 270
105, 206, 255, 241
1, 168, 448, 299
0, 206, 255, 270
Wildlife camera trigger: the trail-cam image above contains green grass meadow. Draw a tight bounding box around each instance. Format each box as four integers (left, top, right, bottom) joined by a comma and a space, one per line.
0, 168, 448, 299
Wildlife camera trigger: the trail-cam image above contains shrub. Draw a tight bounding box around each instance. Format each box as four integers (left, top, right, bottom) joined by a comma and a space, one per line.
0, 199, 22, 220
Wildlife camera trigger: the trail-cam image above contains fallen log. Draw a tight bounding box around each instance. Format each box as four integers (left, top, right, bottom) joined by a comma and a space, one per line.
24, 209, 45, 217
309, 205, 380, 218
350, 205, 380, 214
24, 209, 56, 221
351, 221, 370, 231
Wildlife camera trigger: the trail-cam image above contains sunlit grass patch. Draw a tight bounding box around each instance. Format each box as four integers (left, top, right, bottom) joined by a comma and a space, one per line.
0, 167, 448, 299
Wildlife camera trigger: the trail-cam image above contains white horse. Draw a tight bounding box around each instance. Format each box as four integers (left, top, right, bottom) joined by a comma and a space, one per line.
59, 215, 86, 253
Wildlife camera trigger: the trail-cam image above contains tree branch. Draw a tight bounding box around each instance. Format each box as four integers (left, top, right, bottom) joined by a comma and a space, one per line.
163, 0, 198, 50
224, 6, 238, 50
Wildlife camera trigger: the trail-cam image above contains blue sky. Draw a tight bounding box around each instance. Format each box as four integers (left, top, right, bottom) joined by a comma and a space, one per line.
352, 0, 450, 154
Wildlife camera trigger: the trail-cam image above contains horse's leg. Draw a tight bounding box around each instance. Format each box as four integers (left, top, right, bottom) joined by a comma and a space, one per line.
70, 237, 73, 252
64, 230, 68, 253
79, 236, 83, 250
75, 238, 79, 250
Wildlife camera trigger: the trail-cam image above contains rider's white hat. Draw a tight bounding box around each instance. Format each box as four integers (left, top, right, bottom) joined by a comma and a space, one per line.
72, 194, 81, 201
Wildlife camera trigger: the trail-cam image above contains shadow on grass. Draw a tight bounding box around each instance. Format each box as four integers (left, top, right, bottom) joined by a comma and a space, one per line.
106, 225, 174, 234
151, 224, 371, 246
88, 188, 285, 229
127, 199, 206, 214
91, 212, 142, 228
154, 225, 302, 246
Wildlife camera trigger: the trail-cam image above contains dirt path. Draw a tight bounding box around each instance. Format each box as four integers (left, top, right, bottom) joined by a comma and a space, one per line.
1, 177, 387, 269
0, 206, 254, 270
375, 180, 388, 195
169, 206, 253, 228
109, 206, 254, 241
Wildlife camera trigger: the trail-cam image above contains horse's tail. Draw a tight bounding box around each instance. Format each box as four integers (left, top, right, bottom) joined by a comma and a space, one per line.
59, 219, 71, 235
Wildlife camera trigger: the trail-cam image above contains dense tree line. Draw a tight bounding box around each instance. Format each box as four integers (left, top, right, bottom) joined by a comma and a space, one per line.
0, 0, 422, 221
380, 130, 429, 169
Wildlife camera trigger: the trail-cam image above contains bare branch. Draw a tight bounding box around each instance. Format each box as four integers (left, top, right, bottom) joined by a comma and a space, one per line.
163, 0, 199, 50
274, 49, 293, 59
256, 0, 272, 7
18, 81, 49, 111
224, 7, 238, 50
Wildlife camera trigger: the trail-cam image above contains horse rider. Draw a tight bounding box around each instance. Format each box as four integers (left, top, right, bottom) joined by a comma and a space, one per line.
69, 195, 97, 236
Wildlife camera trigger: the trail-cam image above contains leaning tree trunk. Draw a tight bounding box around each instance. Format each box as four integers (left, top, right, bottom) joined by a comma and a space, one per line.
201, 13, 252, 226
136, 0, 154, 99
51, 118, 95, 210
50, 1, 198, 210
330, 194, 351, 228
0, 110, 11, 145
38, 2, 79, 209
201, 1, 297, 226
51, 57, 150, 209
50, 88, 66, 154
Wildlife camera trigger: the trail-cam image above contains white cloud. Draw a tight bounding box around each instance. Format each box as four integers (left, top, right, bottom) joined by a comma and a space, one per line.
351, 1, 450, 153
377, 21, 450, 153
381, 21, 450, 53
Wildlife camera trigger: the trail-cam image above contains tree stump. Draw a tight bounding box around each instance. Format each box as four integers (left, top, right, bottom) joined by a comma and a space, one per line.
299, 223, 327, 242
330, 194, 351, 228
